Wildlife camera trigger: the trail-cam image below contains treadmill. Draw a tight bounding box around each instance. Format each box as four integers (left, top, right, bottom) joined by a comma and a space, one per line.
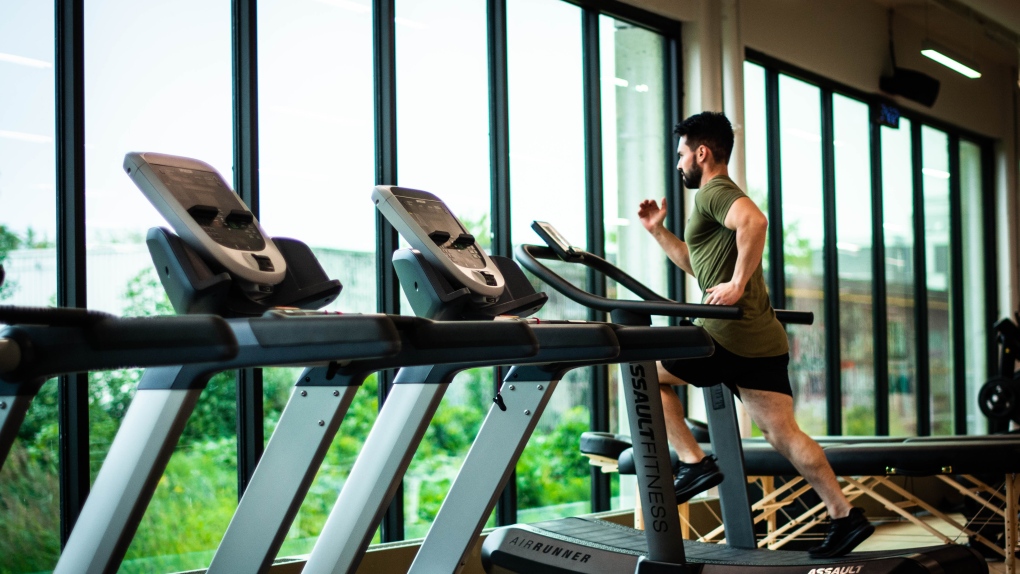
474, 223, 988, 573
202, 184, 553, 572
298, 186, 735, 574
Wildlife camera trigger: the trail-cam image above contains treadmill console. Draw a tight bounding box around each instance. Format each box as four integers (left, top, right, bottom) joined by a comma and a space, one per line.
531, 221, 583, 261
124, 152, 286, 298
372, 186, 504, 300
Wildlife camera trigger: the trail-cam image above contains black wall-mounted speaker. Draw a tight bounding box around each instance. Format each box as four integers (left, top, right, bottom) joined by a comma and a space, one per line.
880, 67, 941, 107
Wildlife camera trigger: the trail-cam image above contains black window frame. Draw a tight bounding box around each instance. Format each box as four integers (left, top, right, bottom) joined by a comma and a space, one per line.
49, 0, 682, 550
746, 47, 997, 437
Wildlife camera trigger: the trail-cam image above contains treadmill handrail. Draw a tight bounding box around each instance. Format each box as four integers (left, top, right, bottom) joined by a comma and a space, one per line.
516, 244, 741, 320
0, 305, 116, 327
516, 244, 814, 325
0, 312, 239, 382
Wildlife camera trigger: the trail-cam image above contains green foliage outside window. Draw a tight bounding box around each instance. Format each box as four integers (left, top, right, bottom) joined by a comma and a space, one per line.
0, 225, 52, 302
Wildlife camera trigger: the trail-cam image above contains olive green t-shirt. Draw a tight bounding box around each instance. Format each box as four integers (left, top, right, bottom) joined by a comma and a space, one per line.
685, 175, 788, 357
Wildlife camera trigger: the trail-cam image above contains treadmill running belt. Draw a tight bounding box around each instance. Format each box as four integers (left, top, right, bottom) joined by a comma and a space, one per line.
486, 517, 987, 573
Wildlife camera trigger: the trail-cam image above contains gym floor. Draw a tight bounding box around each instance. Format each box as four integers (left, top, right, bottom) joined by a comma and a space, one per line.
859, 514, 1013, 573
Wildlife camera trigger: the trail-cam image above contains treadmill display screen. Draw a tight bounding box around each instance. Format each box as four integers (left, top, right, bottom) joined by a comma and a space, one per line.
397, 196, 485, 270
154, 165, 267, 252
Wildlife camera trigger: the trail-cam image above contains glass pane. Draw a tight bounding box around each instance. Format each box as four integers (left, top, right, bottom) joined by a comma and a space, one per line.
0, 2, 59, 570
83, 2, 234, 570
599, 15, 669, 509
257, 0, 375, 309
881, 118, 916, 435
959, 140, 987, 434
743, 61, 769, 281
600, 16, 668, 303
395, 0, 494, 538
397, 0, 490, 225
832, 94, 874, 435
508, 0, 592, 522
921, 126, 952, 435
778, 75, 826, 435
256, 0, 377, 555
731, 61, 771, 439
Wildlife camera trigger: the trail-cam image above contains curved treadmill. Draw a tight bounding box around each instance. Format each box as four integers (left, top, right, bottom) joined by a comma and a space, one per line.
477, 234, 987, 574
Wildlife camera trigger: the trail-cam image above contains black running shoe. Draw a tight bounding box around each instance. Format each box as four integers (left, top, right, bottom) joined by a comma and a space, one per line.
808, 507, 875, 558
673, 455, 724, 504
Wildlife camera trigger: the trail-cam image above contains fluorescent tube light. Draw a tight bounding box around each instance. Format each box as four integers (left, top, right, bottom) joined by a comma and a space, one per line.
921, 167, 950, 179
0, 52, 52, 68
921, 40, 981, 78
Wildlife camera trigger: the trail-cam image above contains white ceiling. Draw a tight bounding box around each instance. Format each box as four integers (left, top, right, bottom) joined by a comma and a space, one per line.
871, 0, 1019, 63
873, 0, 1020, 37
959, 0, 1020, 36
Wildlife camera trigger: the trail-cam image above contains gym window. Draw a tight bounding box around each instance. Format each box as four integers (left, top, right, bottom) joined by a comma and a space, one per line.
744, 52, 996, 439
0, 0, 680, 570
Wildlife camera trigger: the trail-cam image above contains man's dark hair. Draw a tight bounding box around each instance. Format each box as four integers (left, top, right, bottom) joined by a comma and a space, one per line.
673, 112, 734, 164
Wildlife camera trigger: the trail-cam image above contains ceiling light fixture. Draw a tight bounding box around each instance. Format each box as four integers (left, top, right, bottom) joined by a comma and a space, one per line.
921, 39, 982, 78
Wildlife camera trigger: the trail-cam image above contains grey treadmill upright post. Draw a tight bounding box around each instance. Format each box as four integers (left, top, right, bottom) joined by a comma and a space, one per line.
301, 364, 455, 574
206, 365, 363, 574
703, 384, 756, 549
54, 365, 203, 574
0, 380, 37, 470
0, 333, 37, 470
409, 366, 558, 574
616, 359, 687, 565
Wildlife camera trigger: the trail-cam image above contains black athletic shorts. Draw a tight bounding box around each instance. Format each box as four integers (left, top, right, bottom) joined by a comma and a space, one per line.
661, 338, 793, 398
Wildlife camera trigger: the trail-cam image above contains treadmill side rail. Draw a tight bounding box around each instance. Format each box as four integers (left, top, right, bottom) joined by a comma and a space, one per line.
408, 370, 561, 574
302, 367, 452, 574
619, 360, 686, 564
55, 375, 200, 574
207, 367, 363, 574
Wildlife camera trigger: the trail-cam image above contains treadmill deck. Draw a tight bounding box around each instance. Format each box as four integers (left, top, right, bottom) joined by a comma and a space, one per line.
483, 517, 988, 573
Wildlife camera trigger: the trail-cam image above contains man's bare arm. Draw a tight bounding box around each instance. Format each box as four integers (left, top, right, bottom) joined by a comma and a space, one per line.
638, 198, 694, 275
704, 196, 767, 305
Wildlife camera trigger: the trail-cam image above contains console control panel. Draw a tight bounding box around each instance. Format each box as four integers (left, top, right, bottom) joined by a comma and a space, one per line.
125, 152, 286, 296
372, 185, 504, 299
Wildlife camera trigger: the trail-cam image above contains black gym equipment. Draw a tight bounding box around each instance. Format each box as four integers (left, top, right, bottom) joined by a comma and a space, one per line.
979, 314, 1020, 429
475, 222, 988, 573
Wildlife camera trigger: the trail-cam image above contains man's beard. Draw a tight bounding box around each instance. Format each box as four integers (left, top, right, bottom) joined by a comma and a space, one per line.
681, 165, 702, 189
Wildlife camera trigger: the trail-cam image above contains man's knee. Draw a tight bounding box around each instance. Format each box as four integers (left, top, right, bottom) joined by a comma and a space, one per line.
753, 411, 802, 446
760, 423, 800, 448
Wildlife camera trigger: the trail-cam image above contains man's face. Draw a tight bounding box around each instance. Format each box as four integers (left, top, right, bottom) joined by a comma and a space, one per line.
676, 137, 702, 190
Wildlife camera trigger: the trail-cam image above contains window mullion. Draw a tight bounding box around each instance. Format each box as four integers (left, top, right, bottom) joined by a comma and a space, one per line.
820, 89, 841, 435
911, 121, 931, 436
55, 0, 89, 546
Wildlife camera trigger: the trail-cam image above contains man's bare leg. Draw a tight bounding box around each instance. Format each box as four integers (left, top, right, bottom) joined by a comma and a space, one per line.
737, 387, 851, 519
656, 361, 708, 464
